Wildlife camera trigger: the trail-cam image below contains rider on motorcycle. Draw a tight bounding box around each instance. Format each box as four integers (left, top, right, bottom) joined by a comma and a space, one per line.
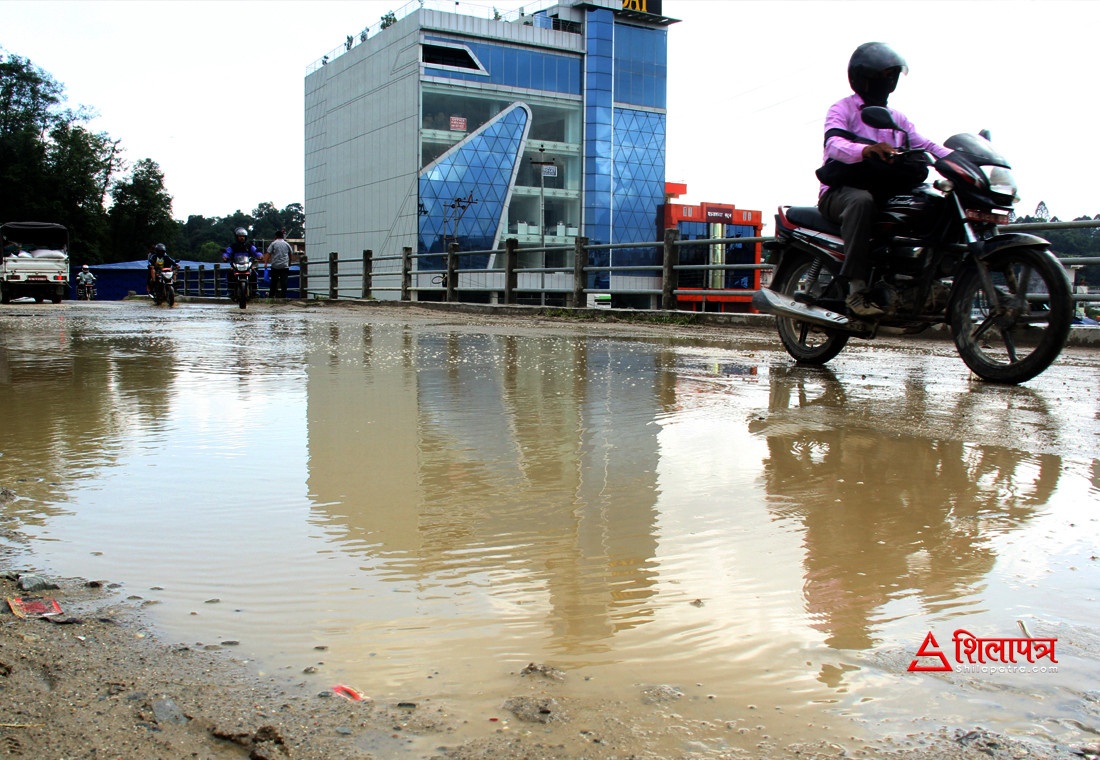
147, 243, 179, 294
77, 265, 96, 287
818, 42, 951, 317
223, 227, 262, 295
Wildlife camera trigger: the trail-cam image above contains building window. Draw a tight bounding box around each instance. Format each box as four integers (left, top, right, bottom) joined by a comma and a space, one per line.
422, 43, 486, 73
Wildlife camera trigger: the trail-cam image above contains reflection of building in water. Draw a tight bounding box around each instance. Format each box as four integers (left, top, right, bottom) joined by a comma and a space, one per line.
304, 327, 663, 648
751, 365, 1059, 652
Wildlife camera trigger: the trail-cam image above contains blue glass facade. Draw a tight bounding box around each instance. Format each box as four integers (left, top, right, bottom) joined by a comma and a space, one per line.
423, 37, 582, 96
678, 222, 759, 290
417, 6, 670, 292
418, 103, 532, 264
613, 23, 667, 109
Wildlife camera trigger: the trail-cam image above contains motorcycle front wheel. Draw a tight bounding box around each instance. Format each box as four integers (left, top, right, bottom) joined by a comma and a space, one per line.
948, 246, 1072, 384
773, 253, 850, 364
237, 281, 248, 309
166, 285, 175, 307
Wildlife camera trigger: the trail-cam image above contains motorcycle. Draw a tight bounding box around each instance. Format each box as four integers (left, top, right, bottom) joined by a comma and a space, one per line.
151, 265, 177, 307
76, 281, 96, 300
228, 252, 256, 309
753, 106, 1072, 385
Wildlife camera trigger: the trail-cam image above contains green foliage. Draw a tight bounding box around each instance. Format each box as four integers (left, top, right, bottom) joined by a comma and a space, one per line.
109, 158, 177, 260
0, 50, 124, 261
380, 11, 397, 29
173, 202, 304, 261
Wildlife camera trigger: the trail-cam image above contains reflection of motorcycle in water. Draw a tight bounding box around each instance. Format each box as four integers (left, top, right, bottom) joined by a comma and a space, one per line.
751, 364, 1060, 651
228, 253, 255, 309
753, 106, 1072, 385
151, 265, 177, 307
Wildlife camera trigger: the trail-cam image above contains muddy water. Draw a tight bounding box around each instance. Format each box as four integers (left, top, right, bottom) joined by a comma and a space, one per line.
2, 302, 1098, 751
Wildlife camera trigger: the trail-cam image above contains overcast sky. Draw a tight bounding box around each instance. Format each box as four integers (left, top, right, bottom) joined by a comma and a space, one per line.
5, 0, 1097, 231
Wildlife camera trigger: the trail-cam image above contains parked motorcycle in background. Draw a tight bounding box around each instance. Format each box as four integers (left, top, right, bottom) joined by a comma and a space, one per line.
753, 106, 1072, 384
228, 252, 255, 309
151, 264, 177, 307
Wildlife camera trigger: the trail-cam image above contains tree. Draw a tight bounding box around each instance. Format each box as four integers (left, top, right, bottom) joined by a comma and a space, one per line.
0, 51, 121, 260
108, 158, 176, 261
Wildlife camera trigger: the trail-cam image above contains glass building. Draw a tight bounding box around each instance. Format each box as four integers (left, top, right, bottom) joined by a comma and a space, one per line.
304, 0, 677, 304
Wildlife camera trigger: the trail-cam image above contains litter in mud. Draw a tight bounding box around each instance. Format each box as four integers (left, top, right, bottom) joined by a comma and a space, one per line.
7, 596, 62, 619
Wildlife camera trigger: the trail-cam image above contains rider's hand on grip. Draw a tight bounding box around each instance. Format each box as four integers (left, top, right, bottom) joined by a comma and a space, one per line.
862, 142, 897, 162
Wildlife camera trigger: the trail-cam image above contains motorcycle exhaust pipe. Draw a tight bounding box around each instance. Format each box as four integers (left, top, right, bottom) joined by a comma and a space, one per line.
751, 289, 853, 329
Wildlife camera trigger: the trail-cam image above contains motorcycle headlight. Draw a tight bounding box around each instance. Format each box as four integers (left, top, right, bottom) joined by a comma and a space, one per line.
980, 165, 1019, 204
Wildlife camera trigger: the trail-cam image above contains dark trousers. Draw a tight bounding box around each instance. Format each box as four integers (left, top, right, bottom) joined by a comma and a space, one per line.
819, 186, 877, 282
270, 267, 289, 298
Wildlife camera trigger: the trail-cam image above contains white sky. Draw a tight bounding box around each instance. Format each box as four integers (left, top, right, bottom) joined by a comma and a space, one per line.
5, 0, 1097, 231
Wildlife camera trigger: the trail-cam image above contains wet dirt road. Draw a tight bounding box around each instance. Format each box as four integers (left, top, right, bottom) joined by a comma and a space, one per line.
1, 300, 1097, 756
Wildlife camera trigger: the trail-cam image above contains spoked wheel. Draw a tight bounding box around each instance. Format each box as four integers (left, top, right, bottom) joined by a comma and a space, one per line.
949, 246, 1072, 384
773, 254, 850, 364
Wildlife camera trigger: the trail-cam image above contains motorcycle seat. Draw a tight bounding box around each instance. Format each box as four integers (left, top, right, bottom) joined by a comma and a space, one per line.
785, 206, 842, 237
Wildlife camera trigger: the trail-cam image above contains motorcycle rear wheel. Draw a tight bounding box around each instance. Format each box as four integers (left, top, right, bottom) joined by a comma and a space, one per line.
948, 246, 1072, 384
774, 254, 849, 364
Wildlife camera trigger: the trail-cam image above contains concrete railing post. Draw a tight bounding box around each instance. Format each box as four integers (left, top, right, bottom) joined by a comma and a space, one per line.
299, 254, 309, 299
213, 263, 221, 298
329, 251, 338, 300
504, 238, 518, 305
446, 243, 458, 302
662, 228, 680, 311
572, 236, 588, 308
362, 249, 372, 299
401, 247, 412, 302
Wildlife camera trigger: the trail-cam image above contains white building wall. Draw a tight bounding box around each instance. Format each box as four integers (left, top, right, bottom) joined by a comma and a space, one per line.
305, 13, 422, 295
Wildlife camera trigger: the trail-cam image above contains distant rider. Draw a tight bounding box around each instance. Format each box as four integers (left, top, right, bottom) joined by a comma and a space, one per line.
223, 227, 262, 296
77, 264, 96, 297
818, 42, 951, 317
147, 243, 179, 294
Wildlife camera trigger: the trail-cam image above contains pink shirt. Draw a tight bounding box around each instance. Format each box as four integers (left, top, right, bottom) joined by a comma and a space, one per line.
820, 94, 951, 195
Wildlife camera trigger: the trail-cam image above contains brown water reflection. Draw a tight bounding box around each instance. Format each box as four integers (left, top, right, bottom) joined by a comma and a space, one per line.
751, 365, 1061, 652
304, 324, 664, 649
2, 304, 1098, 750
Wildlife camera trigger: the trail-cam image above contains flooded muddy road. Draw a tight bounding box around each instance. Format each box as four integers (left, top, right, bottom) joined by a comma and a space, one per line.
1, 300, 1098, 758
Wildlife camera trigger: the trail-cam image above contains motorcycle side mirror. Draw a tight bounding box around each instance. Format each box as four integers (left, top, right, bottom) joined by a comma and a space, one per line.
860, 106, 898, 131
860, 105, 909, 150
979, 129, 992, 141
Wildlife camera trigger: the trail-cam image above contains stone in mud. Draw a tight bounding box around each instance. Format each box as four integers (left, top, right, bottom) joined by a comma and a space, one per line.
641, 684, 683, 704
501, 696, 562, 724
18, 574, 59, 593
519, 662, 565, 681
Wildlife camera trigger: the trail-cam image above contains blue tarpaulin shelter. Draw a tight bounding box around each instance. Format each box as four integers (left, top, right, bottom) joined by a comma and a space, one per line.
71, 261, 301, 300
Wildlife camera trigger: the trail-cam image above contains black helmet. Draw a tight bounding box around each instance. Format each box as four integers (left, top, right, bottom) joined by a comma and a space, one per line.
154, 243, 167, 253
848, 42, 907, 106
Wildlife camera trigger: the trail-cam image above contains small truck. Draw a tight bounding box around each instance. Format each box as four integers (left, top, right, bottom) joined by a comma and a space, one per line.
1, 222, 70, 303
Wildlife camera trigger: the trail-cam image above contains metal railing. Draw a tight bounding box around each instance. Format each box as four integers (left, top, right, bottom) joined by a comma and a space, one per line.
176, 265, 304, 300
299, 219, 1100, 310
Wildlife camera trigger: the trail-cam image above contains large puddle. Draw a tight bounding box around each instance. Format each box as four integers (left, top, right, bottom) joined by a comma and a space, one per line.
2, 302, 1098, 752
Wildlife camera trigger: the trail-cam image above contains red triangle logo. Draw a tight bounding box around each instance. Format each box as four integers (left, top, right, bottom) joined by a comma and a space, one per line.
908, 631, 953, 672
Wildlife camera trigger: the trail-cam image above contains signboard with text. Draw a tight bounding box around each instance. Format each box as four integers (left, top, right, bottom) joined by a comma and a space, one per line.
622, 0, 662, 15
